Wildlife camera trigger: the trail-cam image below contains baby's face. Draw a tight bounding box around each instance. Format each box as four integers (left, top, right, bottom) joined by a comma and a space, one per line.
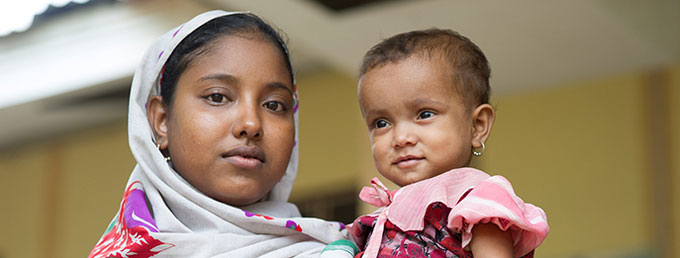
359, 56, 474, 187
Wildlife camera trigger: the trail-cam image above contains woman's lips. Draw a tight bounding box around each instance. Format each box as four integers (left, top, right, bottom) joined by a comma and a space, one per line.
393, 155, 424, 169
222, 145, 265, 170
224, 156, 262, 169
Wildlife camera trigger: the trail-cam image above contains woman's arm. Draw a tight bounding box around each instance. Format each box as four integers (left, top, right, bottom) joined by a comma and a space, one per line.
470, 223, 514, 258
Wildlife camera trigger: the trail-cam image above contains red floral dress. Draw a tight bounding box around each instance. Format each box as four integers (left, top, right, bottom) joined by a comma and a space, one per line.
352, 202, 534, 258
349, 169, 550, 258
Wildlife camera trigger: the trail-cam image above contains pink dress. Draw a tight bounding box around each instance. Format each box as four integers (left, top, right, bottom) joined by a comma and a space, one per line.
348, 168, 549, 258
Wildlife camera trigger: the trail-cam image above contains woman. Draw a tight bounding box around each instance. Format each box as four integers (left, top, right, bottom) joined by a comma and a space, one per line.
89, 10, 347, 258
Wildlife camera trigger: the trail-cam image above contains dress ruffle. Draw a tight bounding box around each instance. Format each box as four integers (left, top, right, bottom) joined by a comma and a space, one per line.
448, 175, 549, 257
350, 167, 549, 258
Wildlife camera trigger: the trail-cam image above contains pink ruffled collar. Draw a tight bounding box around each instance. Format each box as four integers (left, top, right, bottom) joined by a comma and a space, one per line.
356, 168, 490, 258
359, 167, 490, 230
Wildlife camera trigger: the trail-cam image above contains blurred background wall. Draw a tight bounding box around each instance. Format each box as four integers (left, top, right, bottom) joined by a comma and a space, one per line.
0, 0, 678, 257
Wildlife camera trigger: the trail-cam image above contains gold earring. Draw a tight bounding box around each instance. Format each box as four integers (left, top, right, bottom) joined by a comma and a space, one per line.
156, 142, 170, 162
472, 141, 485, 156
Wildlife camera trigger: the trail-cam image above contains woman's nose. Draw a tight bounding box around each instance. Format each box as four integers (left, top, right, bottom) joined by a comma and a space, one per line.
232, 102, 262, 140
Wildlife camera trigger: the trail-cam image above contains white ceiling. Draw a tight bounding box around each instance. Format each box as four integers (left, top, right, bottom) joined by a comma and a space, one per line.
0, 0, 678, 148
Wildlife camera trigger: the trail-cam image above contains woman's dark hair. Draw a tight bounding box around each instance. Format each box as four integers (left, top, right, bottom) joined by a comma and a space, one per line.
160, 13, 293, 106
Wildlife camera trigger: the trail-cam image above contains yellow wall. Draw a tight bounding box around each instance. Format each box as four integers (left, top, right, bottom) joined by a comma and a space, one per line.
479, 73, 649, 256
670, 66, 680, 258
0, 144, 48, 258
0, 122, 133, 258
57, 123, 135, 258
0, 65, 678, 258
289, 68, 369, 199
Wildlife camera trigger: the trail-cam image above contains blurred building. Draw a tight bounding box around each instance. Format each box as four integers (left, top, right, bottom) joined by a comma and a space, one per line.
0, 0, 678, 257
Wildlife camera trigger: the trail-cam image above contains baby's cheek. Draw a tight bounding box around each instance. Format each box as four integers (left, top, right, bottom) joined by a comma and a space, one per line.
370, 143, 386, 163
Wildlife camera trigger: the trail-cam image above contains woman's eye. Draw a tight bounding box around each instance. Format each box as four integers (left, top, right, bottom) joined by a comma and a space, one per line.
375, 119, 389, 128
207, 93, 227, 104
418, 110, 435, 120
263, 101, 284, 112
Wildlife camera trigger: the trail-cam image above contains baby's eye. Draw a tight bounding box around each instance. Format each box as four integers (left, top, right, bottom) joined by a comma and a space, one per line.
418, 110, 435, 120
375, 119, 390, 129
206, 93, 228, 104
263, 101, 284, 112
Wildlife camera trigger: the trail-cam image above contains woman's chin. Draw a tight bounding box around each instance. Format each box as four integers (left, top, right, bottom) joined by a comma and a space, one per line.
212, 189, 267, 207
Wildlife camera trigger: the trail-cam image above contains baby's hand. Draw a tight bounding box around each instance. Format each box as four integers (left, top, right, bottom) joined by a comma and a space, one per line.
470, 223, 513, 258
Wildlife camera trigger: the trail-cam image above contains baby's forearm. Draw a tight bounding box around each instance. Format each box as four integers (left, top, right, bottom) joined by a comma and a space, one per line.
470, 223, 514, 258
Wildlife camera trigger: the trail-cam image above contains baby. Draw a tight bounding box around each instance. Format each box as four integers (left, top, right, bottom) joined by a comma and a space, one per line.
346, 29, 550, 258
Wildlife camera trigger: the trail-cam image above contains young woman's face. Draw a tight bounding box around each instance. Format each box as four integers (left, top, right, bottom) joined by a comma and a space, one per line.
160, 34, 295, 206
358, 55, 474, 187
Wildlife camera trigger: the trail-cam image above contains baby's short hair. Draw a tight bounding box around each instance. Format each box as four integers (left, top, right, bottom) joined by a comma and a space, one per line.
359, 29, 490, 109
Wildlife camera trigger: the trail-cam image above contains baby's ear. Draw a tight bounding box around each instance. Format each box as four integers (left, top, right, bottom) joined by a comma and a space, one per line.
147, 96, 170, 149
471, 104, 495, 148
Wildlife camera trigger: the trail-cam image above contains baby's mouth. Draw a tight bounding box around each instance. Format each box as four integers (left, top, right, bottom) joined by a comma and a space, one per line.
393, 155, 424, 169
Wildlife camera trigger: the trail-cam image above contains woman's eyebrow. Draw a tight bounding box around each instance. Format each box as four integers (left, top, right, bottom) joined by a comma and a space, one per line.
198, 73, 239, 84
267, 82, 294, 97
